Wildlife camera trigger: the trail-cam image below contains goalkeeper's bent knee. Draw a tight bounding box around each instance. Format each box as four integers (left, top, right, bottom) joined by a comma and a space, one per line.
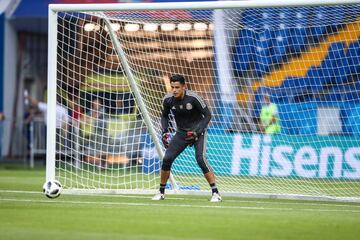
196, 156, 211, 174
161, 162, 172, 171
161, 156, 173, 171
200, 166, 211, 174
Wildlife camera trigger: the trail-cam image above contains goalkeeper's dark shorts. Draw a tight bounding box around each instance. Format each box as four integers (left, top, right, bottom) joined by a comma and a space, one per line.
161, 131, 213, 174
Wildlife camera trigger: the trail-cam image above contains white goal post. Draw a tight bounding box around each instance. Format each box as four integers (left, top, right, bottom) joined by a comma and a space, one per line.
47, 0, 360, 201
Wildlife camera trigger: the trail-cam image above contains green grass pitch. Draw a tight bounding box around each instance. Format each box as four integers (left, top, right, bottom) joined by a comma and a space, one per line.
1, 166, 360, 240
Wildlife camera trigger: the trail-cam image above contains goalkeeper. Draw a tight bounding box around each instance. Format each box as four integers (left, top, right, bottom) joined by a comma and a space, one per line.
152, 74, 222, 202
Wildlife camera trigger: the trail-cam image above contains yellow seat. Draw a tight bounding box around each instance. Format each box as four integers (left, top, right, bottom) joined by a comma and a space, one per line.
80, 115, 96, 137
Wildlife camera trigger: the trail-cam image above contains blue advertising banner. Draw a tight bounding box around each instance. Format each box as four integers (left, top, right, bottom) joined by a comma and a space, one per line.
143, 133, 360, 180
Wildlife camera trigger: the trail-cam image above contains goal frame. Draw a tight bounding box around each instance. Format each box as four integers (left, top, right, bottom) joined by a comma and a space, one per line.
47, 0, 360, 202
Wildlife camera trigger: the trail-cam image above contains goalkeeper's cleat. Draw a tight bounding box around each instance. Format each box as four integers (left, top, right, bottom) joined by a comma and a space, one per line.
151, 193, 165, 201
210, 192, 222, 202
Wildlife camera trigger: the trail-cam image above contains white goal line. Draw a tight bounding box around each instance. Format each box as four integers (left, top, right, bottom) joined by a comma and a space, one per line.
1, 190, 360, 209
1, 197, 360, 213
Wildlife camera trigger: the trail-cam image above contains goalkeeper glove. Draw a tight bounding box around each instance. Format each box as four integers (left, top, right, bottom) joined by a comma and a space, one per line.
162, 132, 170, 149
185, 131, 198, 146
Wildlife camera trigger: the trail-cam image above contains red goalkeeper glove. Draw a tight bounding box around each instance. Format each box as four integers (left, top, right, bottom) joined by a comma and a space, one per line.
185, 131, 198, 146
162, 132, 170, 148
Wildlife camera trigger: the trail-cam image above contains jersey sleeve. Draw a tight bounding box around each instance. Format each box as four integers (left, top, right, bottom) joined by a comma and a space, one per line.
161, 97, 171, 133
38, 102, 47, 113
192, 95, 211, 134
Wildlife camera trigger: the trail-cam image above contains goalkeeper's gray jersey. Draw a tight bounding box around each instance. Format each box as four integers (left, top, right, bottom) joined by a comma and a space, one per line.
161, 90, 211, 133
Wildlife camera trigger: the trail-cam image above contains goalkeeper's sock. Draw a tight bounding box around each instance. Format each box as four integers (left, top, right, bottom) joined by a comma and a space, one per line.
159, 184, 166, 194
210, 183, 219, 194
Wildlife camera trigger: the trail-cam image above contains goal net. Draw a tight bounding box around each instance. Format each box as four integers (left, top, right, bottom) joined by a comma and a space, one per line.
48, 0, 360, 201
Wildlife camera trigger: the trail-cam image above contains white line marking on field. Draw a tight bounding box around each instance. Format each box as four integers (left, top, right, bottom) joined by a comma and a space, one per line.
0, 197, 270, 210
1, 190, 360, 209
1, 198, 360, 213
0, 190, 40, 194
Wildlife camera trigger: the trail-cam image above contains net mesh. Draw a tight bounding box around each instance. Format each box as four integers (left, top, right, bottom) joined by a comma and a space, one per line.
53, 3, 360, 200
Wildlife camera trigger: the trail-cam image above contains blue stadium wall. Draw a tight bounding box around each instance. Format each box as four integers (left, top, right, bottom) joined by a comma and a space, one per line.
0, 13, 4, 112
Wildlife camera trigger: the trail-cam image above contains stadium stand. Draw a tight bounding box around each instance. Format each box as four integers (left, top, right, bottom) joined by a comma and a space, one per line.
233, 29, 256, 73
235, 7, 360, 135
262, 21, 360, 87
346, 39, 360, 77
254, 29, 273, 77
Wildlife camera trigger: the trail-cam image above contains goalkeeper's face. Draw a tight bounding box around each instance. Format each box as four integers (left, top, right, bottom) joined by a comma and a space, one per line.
171, 81, 186, 99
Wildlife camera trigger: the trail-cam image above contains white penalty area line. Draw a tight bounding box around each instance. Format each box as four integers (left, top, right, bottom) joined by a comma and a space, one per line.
1, 190, 360, 210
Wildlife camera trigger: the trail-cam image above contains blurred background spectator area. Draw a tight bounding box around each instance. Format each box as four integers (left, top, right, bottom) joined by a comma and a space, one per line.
0, 0, 360, 164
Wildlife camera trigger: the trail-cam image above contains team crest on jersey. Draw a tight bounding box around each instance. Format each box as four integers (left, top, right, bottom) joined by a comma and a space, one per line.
186, 103, 193, 110
179, 105, 183, 109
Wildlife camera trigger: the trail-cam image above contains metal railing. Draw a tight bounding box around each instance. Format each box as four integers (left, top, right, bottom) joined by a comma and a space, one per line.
29, 117, 47, 168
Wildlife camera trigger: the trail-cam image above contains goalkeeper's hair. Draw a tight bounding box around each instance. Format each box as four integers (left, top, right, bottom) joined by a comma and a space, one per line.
170, 74, 185, 85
